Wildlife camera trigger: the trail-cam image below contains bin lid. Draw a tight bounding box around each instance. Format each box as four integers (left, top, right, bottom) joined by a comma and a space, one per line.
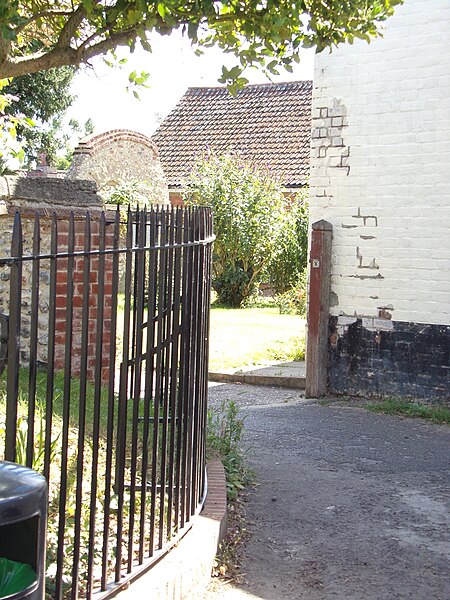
0, 462, 47, 524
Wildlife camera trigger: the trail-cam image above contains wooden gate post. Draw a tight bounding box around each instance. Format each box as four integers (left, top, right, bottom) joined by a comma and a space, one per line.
306, 220, 333, 397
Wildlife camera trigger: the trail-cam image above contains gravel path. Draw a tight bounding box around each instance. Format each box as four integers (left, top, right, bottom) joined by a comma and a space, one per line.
203, 383, 450, 600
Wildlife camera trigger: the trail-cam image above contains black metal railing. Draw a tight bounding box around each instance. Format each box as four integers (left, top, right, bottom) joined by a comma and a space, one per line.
0, 205, 214, 599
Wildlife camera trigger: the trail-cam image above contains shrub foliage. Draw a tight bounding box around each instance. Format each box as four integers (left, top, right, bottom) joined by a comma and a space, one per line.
266, 191, 309, 294
185, 153, 286, 307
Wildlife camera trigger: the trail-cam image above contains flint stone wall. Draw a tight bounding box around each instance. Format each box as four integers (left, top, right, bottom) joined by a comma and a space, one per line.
67, 129, 170, 205
0, 176, 113, 381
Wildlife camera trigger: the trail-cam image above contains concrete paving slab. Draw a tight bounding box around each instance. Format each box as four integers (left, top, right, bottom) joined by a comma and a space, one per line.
209, 361, 306, 389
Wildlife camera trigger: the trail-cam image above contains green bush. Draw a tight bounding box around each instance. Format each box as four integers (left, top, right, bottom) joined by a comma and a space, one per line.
99, 179, 150, 206
274, 269, 307, 316
266, 191, 309, 294
184, 153, 285, 307
267, 335, 306, 361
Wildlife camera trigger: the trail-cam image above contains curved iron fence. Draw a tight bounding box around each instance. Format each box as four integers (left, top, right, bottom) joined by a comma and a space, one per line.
0, 206, 214, 599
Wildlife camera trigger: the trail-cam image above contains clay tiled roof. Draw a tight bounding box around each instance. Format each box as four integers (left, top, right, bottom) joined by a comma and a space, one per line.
152, 81, 312, 188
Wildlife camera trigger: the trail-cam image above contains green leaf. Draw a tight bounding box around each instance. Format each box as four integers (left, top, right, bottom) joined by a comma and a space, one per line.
157, 3, 166, 19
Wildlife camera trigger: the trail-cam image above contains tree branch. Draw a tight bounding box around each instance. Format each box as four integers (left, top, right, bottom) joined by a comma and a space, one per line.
0, 26, 140, 78
15, 11, 73, 35
0, 0, 399, 80
80, 28, 140, 62
55, 4, 88, 50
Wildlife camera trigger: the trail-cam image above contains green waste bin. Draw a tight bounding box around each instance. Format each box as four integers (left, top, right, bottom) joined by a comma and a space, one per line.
0, 462, 47, 599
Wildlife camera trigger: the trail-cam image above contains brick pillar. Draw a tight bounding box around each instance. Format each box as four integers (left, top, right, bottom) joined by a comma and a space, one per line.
54, 214, 116, 385
306, 220, 333, 397
169, 191, 184, 207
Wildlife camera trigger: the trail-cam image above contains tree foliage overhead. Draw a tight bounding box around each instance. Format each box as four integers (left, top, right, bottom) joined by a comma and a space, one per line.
0, 1, 402, 81
2, 66, 76, 164
3, 66, 74, 122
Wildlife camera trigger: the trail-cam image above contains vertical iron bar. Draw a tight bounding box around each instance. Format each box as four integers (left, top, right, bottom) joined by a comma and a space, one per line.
127, 208, 146, 572
55, 212, 75, 600
115, 208, 133, 583
101, 208, 120, 590
166, 208, 183, 540
149, 206, 165, 556
175, 208, 190, 531
158, 208, 174, 549
87, 212, 107, 598
71, 213, 91, 600
179, 208, 195, 528
202, 210, 213, 496
5, 212, 23, 463
198, 208, 213, 503
26, 213, 40, 468
195, 209, 205, 505
129, 207, 140, 401
202, 209, 211, 499
44, 214, 57, 483
184, 207, 197, 525
191, 209, 203, 513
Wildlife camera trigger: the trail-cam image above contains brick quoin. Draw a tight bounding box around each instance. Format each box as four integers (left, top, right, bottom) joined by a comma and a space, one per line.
169, 191, 184, 207
54, 217, 116, 385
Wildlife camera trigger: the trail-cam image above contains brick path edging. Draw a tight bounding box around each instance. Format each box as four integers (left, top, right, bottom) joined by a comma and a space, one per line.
111, 460, 227, 600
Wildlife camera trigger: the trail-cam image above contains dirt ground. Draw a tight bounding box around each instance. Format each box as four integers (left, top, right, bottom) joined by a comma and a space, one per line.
203, 384, 450, 600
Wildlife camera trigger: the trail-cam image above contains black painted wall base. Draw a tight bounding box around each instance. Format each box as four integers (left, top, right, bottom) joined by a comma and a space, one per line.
328, 317, 450, 403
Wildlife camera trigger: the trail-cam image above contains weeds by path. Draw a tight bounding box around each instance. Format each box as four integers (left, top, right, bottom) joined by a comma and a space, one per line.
366, 398, 450, 425
319, 396, 450, 425
206, 399, 254, 584
207, 399, 253, 500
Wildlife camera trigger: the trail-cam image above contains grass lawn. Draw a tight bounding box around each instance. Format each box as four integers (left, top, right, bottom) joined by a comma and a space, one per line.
209, 306, 306, 372
0, 369, 158, 598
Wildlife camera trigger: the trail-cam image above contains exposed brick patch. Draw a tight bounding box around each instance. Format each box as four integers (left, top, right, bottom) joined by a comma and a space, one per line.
53, 217, 116, 384
310, 98, 350, 175
169, 191, 184, 207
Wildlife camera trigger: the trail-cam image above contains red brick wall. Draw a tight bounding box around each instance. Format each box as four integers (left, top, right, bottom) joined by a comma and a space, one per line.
54, 217, 115, 384
169, 191, 184, 207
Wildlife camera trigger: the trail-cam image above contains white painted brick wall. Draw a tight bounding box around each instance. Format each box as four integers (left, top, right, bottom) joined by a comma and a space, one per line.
309, 0, 450, 325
